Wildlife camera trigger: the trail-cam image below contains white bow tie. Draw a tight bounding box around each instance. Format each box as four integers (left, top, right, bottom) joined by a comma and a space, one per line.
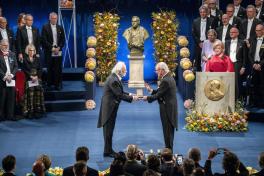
26, 26, 32, 30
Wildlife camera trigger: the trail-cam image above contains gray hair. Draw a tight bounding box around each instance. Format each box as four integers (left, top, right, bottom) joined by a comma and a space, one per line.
199, 5, 208, 13
49, 12, 58, 19
25, 44, 36, 55
111, 61, 126, 74
0, 16, 7, 22
25, 14, 33, 20
207, 29, 217, 36
247, 5, 256, 11
156, 62, 170, 73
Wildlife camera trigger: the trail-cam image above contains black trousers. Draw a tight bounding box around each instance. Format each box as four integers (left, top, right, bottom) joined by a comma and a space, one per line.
250, 69, 264, 107
45, 51, 62, 88
0, 85, 16, 120
103, 106, 118, 153
160, 105, 175, 150
194, 45, 202, 72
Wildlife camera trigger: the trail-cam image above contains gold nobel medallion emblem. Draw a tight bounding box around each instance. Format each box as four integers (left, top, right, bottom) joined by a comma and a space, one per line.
204, 80, 225, 101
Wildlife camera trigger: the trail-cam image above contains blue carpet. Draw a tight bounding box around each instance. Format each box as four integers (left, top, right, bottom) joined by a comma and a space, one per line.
0, 84, 264, 175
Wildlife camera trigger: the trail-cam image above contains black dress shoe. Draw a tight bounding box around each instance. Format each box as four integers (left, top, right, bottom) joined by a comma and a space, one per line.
103, 151, 117, 158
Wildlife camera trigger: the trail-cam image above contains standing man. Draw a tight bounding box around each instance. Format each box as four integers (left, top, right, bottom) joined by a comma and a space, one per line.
143, 62, 178, 150
16, 14, 41, 62
233, 0, 247, 19
0, 17, 14, 52
0, 39, 18, 121
255, 0, 264, 22
226, 4, 242, 30
216, 14, 232, 43
97, 61, 138, 157
41, 12, 65, 90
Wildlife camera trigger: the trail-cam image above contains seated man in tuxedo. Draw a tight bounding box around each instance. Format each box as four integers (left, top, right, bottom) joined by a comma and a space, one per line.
63, 146, 98, 176
0, 17, 14, 52
226, 4, 242, 30
208, 0, 223, 27
0, 39, 18, 121
216, 14, 232, 43
233, 0, 246, 19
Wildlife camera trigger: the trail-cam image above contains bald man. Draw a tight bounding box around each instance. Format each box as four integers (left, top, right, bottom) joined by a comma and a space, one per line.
216, 14, 232, 43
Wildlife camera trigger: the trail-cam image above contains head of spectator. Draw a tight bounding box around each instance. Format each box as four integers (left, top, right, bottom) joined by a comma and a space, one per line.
49, 12, 58, 25
2, 155, 16, 173
126, 144, 138, 160
258, 152, 264, 169
17, 13, 26, 28
207, 29, 217, 43
37, 154, 51, 172
155, 62, 170, 79
0, 39, 9, 53
109, 153, 127, 176
226, 4, 235, 18
75, 146, 89, 163
246, 5, 257, 19
208, 0, 217, 10
213, 40, 225, 56
256, 24, 264, 38
183, 158, 195, 176
233, 0, 242, 7
73, 161, 87, 176
25, 14, 34, 27
147, 154, 160, 173
0, 17, 7, 29
188, 148, 201, 165
161, 148, 173, 163
32, 160, 45, 176
191, 168, 205, 176
25, 44, 36, 58
255, 0, 263, 8
112, 61, 127, 78
222, 152, 240, 174
199, 5, 208, 19
143, 169, 160, 176
221, 14, 230, 26
230, 27, 240, 39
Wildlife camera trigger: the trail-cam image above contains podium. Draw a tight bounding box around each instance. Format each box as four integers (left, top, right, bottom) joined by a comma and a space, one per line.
195, 72, 235, 114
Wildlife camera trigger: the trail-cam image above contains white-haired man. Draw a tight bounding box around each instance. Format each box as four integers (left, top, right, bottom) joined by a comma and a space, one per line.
97, 61, 138, 157
143, 62, 178, 150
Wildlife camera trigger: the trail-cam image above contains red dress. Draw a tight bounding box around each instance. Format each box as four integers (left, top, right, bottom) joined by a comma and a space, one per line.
205, 55, 234, 72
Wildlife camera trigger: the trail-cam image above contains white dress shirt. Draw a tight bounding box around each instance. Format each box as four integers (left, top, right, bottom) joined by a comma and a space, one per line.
230, 39, 238, 63
50, 24, 58, 46
26, 26, 33, 44
234, 5, 240, 16
4, 56, 11, 76
229, 16, 234, 25
254, 37, 263, 62
256, 7, 262, 19
200, 18, 207, 41
222, 25, 228, 43
246, 19, 253, 39
0, 28, 8, 40
211, 9, 216, 17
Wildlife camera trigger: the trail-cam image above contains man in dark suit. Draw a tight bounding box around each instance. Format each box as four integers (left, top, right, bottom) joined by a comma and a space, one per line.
256, 0, 264, 22
216, 14, 232, 43
0, 39, 18, 121
240, 5, 262, 40
208, 0, 223, 27
248, 24, 264, 107
41, 12, 65, 90
226, 4, 242, 30
0, 17, 14, 52
233, 0, 247, 19
1, 155, 16, 176
225, 27, 247, 100
143, 62, 178, 150
97, 62, 137, 157
63, 146, 98, 176
16, 14, 40, 62
192, 5, 215, 71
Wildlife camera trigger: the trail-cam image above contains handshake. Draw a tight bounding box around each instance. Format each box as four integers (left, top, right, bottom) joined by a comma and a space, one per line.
131, 83, 152, 101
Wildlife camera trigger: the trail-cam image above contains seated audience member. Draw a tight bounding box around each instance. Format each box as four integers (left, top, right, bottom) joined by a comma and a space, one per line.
160, 148, 182, 176
208, 0, 223, 27
109, 152, 132, 176
201, 29, 219, 71
206, 41, 234, 72
233, 0, 246, 19
21, 44, 45, 118
32, 160, 45, 176
204, 149, 249, 176
226, 4, 242, 30
124, 144, 147, 176
183, 158, 195, 176
1, 155, 16, 176
146, 154, 161, 175
37, 154, 52, 176
0, 39, 18, 121
216, 14, 232, 43
143, 169, 160, 176
188, 148, 203, 169
73, 161, 87, 176
251, 152, 264, 176
255, 0, 264, 22
192, 168, 205, 176
0, 17, 15, 52
63, 146, 98, 176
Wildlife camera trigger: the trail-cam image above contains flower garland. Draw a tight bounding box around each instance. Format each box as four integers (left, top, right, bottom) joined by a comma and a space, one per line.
184, 100, 248, 132
94, 12, 120, 82
152, 11, 179, 73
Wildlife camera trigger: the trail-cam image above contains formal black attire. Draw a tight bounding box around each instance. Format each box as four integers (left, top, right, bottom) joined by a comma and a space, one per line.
248, 37, 264, 107
123, 160, 147, 176
63, 165, 98, 176
192, 17, 215, 71
256, 6, 264, 22
0, 51, 18, 121
240, 18, 262, 40
210, 8, 223, 27
234, 5, 246, 19
216, 24, 232, 42
225, 39, 247, 99
97, 73, 133, 154
16, 25, 41, 56
0, 27, 15, 52
41, 23, 65, 89
230, 16, 242, 30
147, 73, 178, 150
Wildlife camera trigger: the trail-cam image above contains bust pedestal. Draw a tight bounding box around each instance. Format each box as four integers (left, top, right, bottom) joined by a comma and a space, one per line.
128, 55, 145, 96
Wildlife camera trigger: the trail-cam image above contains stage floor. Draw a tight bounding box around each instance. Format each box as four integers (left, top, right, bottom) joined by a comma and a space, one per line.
0, 84, 264, 175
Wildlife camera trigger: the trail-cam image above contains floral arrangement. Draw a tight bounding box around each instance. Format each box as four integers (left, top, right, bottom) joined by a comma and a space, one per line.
85, 100, 96, 110
184, 100, 248, 132
152, 11, 179, 73
84, 71, 95, 83
0, 169, 4, 176
48, 167, 63, 176
98, 168, 110, 176
94, 12, 120, 82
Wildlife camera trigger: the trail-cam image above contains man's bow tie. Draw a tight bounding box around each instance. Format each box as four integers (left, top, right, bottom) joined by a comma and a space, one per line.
26, 26, 32, 30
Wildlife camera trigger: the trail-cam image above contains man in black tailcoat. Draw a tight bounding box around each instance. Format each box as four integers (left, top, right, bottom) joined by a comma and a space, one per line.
0, 17, 15, 52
